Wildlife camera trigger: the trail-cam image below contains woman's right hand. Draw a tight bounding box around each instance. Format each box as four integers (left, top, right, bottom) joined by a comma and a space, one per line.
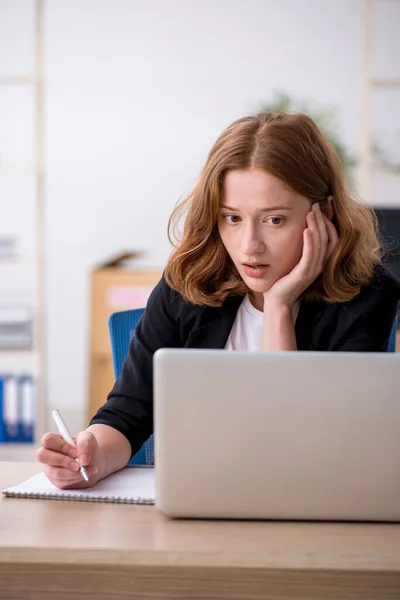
37, 430, 102, 489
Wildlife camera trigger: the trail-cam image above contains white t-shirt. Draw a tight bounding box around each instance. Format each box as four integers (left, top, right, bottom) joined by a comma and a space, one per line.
225, 294, 300, 351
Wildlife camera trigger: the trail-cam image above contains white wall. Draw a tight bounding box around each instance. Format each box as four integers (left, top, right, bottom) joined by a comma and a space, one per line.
42, 0, 385, 430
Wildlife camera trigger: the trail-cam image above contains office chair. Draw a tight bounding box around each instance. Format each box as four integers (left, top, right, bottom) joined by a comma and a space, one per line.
108, 308, 153, 466
388, 315, 398, 353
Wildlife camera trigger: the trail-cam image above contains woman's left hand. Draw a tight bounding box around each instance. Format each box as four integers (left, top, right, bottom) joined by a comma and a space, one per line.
263, 202, 339, 309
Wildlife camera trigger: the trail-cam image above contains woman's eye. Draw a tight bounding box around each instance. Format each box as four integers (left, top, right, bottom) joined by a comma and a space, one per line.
266, 216, 284, 226
222, 214, 241, 224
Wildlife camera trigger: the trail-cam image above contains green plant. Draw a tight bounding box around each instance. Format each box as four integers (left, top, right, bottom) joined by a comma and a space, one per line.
258, 92, 356, 174
259, 91, 400, 176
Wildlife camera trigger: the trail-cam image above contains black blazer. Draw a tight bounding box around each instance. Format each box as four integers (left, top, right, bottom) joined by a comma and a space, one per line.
90, 264, 400, 456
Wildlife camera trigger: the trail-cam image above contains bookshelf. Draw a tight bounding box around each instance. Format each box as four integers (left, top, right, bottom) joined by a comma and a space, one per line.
0, 0, 46, 451
358, 0, 400, 206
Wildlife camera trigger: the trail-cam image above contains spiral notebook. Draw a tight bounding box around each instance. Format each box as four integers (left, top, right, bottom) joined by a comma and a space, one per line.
2, 467, 155, 504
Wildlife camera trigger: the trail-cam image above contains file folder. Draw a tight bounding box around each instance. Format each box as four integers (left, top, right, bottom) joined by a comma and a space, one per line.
18, 375, 35, 443
4, 375, 19, 442
0, 373, 35, 444
0, 376, 5, 443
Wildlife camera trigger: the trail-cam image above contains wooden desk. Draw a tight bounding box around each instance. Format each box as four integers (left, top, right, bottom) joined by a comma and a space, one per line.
1, 463, 400, 600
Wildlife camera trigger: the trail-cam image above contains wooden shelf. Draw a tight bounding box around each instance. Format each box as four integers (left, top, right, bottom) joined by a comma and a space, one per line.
0, 76, 35, 85
0, 348, 36, 353
0, 443, 37, 462
371, 77, 400, 88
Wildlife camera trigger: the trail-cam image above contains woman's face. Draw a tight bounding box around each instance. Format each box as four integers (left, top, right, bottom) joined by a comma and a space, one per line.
218, 168, 311, 305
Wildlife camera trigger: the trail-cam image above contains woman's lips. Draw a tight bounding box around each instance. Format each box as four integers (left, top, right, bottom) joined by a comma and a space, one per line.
243, 264, 269, 278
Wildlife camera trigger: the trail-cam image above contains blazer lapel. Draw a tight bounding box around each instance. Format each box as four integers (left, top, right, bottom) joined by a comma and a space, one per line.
186, 295, 243, 349
295, 300, 325, 350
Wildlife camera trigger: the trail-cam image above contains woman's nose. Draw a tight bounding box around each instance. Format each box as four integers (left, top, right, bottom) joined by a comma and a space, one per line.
240, 226, 266, 256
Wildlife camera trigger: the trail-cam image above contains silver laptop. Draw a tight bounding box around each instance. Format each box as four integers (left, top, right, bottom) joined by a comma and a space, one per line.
154, 349, 400, 521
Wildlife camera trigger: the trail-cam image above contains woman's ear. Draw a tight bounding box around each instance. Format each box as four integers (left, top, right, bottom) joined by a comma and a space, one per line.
320, 195, 334, 221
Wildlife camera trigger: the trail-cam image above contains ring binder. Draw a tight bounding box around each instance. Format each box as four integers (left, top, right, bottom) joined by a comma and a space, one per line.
0, 373, 36, 444
0, 376, 5, 443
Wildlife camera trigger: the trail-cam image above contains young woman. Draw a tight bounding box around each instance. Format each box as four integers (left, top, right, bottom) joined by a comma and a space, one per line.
38, 111, 400, 489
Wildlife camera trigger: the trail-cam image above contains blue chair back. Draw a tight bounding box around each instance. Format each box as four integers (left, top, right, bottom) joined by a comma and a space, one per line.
388, 315, 398, 353
108, 308, 154, 466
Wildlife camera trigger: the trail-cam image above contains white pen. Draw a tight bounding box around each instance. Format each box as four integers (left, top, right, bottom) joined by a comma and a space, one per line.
52, 409, 89, 482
